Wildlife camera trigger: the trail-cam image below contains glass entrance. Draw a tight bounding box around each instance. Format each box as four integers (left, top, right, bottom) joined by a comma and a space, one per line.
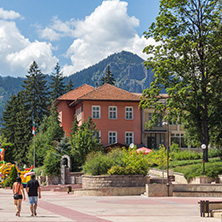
147, 133, 165, 149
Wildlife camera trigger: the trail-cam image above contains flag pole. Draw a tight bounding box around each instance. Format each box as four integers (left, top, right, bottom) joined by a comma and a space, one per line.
33, 121, 36, 168
33, 133, 35, 168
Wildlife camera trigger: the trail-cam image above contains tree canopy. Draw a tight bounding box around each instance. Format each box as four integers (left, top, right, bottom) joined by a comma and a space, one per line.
140, 0, 222, 162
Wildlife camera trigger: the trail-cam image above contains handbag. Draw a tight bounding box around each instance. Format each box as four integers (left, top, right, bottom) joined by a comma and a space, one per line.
14, 183, 21, 200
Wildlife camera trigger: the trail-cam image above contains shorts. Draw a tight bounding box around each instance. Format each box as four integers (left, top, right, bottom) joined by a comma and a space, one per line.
14, 195, 23, 200
28, 196, 38, 205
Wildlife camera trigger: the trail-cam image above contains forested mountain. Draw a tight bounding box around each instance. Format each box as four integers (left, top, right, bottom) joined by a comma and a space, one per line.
65, 51, 154, 92
0, 51, 154, 123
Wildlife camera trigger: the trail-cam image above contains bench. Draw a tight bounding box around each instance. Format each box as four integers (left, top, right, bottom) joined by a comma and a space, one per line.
199, 200, 222, 217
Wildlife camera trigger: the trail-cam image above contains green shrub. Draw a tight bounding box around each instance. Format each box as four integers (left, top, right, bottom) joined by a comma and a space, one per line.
107, 149, 124, 166
208, 148, 222, 158
83, 152, 113, 175
83, 148, 149, 176
170, 150, 202, 161
173, 161, 222, 181
170, 143, 180, 153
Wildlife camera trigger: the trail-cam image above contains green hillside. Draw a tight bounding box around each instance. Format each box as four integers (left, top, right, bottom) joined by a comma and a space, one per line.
65, 50, 154, 92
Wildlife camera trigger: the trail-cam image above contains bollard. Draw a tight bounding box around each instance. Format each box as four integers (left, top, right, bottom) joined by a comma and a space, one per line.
67, 186, 72, 194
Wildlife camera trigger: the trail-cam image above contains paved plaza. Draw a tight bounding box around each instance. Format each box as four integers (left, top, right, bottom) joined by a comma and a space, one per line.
0, 188, 221, 222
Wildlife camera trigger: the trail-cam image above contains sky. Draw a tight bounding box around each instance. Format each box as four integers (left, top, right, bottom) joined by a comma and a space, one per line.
0, 0, 160, 77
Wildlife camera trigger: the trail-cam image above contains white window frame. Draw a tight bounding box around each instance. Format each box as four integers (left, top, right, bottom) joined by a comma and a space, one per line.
76, 107, 82, 122
108, 131, 117, 144
125, 132, 134, 145
58, 111, 62, 123
125, 106, 133, 120
109, 106, 117, 119
93, 131, 101, 143
92, 105, 101, 119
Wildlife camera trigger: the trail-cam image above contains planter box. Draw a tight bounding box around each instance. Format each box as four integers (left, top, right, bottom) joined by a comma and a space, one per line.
82, 175, 149, 189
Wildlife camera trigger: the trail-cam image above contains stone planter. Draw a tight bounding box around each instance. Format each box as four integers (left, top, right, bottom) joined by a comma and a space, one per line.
82, 175, 149, 189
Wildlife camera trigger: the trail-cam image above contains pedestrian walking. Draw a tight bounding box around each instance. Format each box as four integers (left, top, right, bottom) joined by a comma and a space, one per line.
26, 174, 41, 216
12, 177, 25, 217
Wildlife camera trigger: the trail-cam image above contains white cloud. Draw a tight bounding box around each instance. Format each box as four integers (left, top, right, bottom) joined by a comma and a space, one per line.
38, 16, 76, 41
62, 0, 155, 76
39, 27, 61, 41
0, 8, 21, 20
0, 20, 58, 76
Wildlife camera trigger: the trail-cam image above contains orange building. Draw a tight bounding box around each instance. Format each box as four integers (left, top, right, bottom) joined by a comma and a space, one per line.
55, 84, 142, 146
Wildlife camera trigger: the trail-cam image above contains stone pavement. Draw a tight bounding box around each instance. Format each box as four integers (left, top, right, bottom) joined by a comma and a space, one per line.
0, 188, 221, 222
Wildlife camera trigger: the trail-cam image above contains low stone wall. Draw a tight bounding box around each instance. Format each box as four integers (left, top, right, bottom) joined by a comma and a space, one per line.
173, 184, 222, 197
146, 184, 173, 197
69, 172, 84, 184
173, 184, 222, 192
74, 187, 145, 196
82, 175, 149, 189
149, 168, 188, 184
46, 175, 61, 185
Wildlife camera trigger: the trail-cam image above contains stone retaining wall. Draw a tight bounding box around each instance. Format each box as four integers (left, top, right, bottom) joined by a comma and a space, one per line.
82, 175, 149, 189
74, 187, 146, 196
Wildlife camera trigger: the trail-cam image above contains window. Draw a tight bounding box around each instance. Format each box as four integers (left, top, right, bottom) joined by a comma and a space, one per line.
109, 106, 117, 119
93, 131, 101, 143
92, 106, 100, 119
125, 132, 134, 145
125, 107, 133, 120
108, 131, 117, 144
58, 111, 62, 123
171, 133, 187, 148
76, 107, 82, 121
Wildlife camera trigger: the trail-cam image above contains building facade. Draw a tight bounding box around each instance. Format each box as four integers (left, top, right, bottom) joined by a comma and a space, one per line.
55, 84, 142, 146
56, 84, 186, 149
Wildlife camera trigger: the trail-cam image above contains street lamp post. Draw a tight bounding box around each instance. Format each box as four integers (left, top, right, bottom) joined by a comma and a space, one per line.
163, 121, 169, 196
201, 144, 206, 174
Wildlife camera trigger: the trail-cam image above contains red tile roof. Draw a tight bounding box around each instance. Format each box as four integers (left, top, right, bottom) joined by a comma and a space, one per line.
79, 83, 141, 101
56, 84, 95, 101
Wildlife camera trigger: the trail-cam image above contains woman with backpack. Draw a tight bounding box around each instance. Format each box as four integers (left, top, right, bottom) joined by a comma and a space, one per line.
12, 177, 25, 217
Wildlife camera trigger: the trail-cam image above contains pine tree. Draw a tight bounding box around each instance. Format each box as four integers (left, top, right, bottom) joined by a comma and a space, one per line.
49, 63, 66, 100
14, 91, 32, 164
22, 61, 49, 128
101, 66, 115, 85
2, 92, 32, 164
65, 79, 74, 93
2, 94, 17, 143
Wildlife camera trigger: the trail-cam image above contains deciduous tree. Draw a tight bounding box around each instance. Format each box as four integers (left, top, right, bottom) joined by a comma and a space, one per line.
140, 0, 222, 162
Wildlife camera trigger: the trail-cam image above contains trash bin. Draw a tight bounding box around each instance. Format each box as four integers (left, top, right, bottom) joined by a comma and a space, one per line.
67, 186, 72, 194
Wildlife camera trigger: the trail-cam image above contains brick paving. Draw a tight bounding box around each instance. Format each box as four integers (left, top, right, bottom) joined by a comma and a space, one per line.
0, 188, 221, 222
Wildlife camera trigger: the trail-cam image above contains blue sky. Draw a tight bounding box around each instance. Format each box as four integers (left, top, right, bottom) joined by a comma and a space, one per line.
0, 0, 160, 77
